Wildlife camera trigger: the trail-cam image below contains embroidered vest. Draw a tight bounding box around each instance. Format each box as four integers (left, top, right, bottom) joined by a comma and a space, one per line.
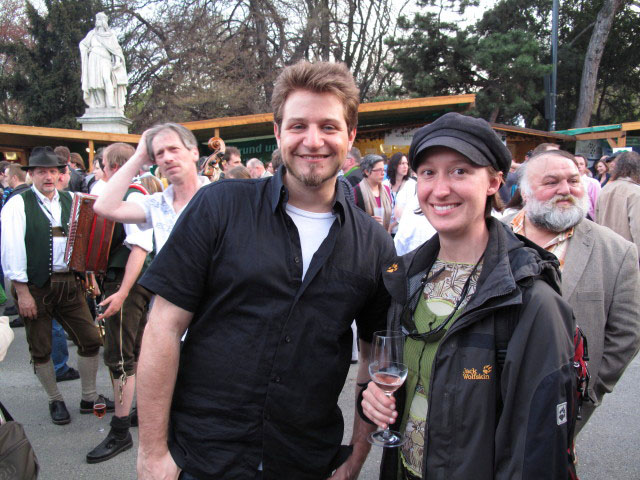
21, 189, 72, 288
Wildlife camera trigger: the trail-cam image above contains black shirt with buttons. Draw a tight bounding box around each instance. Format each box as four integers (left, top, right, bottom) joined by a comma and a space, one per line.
139, 167, 396, 480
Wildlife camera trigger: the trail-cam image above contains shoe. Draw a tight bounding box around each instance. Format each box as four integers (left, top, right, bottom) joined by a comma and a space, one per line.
129, 406, 138, 427
49, 400, 71, 425
9, 316, 24, 328
80, 394, 116, 414
3, 305, 17, 316
86, 431, 133, 464
56, 367, 80, 382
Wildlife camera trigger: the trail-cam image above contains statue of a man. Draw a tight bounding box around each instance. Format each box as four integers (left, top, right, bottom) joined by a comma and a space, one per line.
79, 12, 128, 111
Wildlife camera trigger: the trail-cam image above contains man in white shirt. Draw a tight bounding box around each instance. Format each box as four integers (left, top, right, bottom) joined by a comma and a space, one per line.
94, 123, 209, 255
86, 142, 154, 464
1, 147, 111, 426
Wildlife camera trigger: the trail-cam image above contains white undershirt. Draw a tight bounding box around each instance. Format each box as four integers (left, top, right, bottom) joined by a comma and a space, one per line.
285, 204, 336, 280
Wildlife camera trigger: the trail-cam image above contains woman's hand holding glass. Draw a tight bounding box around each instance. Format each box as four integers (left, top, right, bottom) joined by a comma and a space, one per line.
361, 381, 399, 430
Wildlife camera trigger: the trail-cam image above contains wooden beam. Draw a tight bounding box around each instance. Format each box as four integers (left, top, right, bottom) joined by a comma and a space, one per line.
88, 140, 95, 171
0, 124, 141, 143
607, 136, 627, 148
621, 121, 640, 132
357, 94, 476, 113
181, 94, 477, 132
575, 131, 625, 141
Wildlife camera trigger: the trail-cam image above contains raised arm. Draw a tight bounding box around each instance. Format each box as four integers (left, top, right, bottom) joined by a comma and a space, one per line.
136, 295, 192, 480
93, 133, 152, 223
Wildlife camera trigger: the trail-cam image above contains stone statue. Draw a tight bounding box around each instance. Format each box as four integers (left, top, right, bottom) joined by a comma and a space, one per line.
79, 12, 128, 112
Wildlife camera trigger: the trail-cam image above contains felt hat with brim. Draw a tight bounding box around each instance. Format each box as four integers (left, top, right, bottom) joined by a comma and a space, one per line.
22, 147, 64, 171
409, 112, 512, 178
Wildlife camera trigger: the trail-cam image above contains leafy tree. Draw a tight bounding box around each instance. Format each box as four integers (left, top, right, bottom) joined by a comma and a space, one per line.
0, 0, 104, 128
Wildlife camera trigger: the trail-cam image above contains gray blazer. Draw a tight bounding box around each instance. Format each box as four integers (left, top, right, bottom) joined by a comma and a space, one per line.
503, 216, 640, 429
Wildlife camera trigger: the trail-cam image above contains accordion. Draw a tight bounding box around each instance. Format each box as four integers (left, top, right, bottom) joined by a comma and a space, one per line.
64, 193, 115, 273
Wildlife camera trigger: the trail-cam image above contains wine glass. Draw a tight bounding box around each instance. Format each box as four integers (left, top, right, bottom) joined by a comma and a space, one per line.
368, 330, 408, 447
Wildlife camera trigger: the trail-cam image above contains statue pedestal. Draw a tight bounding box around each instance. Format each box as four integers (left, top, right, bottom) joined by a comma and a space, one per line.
77, 108, 132, 134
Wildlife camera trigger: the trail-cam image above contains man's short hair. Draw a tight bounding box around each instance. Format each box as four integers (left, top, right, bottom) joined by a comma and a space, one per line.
145, 123, 199, 163
611, 151, 640, 183
271, 61, 360, 133
223, 146, 241, 163
54, 146, 71, 163
271, 148, 282, 169
104, 143, 136, 170
531, 143, 560, 156
347, 147, 361, 165
7, 163, 27, 182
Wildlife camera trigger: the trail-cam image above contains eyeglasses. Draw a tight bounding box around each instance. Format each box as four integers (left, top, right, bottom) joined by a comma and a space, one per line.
370, 168, 385, 173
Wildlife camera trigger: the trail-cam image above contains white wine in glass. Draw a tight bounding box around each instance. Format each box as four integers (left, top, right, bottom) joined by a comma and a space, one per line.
368, 331, 408, 447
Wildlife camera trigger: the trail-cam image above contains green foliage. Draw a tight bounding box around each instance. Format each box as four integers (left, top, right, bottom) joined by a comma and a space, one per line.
0, 0, 104, 127
387, 0, 639, 128
474, 29, 550, 126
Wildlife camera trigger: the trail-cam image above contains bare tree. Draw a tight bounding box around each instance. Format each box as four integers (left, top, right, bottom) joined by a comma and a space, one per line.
572, 0, 624, 127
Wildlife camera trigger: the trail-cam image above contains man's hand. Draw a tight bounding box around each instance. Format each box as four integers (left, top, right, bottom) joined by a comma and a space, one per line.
17, 290, 37, 320
97, 290, 127, 321
327, 453, 365, 480
137, 449, 181, 480
133, 131, 154, 167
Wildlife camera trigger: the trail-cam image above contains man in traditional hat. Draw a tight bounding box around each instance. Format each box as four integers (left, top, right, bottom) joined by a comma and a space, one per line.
0, 147, 113, 425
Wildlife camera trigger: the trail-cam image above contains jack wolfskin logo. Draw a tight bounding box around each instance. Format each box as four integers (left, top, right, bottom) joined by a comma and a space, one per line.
462, 367, 490, 380
386, 263, 398, 273
557, 402, 567, 425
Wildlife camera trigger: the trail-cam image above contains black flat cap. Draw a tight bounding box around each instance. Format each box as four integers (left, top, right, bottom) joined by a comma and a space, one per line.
409, 112, 512, 177
22, 146, 63, 171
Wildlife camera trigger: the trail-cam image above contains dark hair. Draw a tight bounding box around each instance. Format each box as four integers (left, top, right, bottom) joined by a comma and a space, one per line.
223, 146, 241, 163
54, 146, 70, 163
271, 61, 360, 132
611, 151, 640, 183
388, 152, 409, 186
70, 152, 85, 171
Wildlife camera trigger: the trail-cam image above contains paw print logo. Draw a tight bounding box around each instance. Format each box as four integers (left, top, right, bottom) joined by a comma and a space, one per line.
483, 365, 492, 375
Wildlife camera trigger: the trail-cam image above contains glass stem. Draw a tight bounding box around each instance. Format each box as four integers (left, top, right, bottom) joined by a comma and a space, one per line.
382, 391, 393, 439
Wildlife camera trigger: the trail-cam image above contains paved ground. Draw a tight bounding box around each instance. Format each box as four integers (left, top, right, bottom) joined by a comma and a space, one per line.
1, 311, 638, 479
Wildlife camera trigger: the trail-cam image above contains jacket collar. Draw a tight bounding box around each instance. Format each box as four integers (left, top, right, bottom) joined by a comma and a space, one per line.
383, 217, 562, 310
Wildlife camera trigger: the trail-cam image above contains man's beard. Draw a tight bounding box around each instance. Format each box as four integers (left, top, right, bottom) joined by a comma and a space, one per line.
525, 193, 588, 233
283, 157, 341, 188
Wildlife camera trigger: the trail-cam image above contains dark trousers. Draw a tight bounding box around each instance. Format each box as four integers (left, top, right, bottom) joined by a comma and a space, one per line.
102, 275, 151, 376
179, 470, 263, 480
13, 272, 101, 364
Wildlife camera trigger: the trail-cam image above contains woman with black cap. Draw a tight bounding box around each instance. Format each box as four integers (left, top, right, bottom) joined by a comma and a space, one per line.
360, 112, 576, 480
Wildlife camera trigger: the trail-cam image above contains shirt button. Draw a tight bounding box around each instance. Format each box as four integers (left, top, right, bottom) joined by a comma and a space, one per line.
294, 256, 300, 264
273, 376, 281, 383
285, 335, 291, 343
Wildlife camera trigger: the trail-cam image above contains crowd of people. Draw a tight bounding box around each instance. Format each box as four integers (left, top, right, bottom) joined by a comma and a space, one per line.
0, 60, 639, 480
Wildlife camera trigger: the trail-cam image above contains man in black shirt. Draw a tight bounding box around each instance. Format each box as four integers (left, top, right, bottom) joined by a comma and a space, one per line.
135, 61, 396, 480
